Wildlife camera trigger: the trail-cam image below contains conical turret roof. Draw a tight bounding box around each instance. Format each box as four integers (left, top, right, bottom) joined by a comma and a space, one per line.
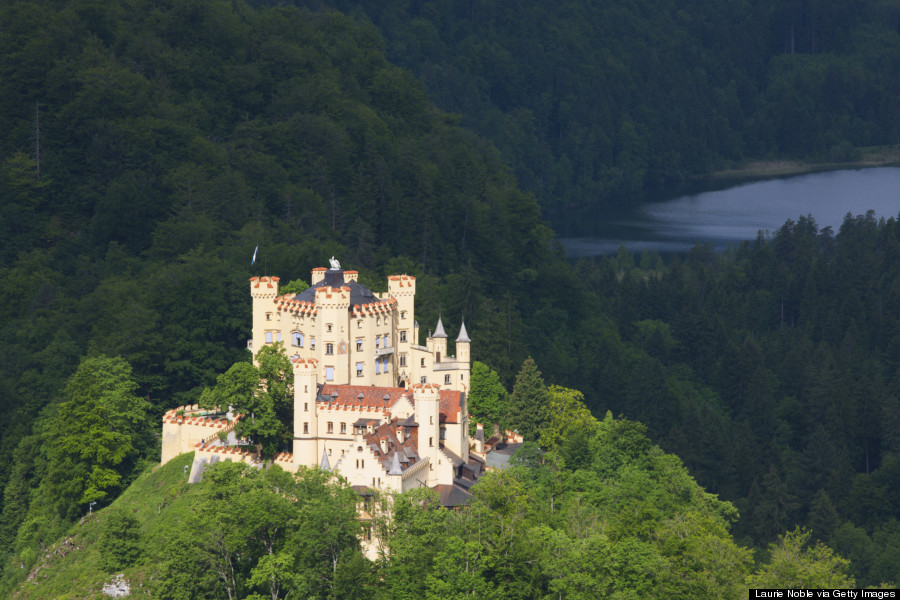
320, 449, 331, 471
433, 316, 447, 338
456, 320, 470, 343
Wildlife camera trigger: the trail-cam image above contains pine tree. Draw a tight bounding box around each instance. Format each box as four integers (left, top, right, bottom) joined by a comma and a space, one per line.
508, 358, 549, 442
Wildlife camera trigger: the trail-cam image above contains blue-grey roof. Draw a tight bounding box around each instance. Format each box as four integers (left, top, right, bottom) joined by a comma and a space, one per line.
293, 269, 379, 306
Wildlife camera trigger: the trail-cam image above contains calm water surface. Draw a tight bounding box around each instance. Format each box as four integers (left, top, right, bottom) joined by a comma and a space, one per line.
555, 167, 900, 257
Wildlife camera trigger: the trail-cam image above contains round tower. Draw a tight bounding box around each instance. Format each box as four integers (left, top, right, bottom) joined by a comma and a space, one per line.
292, 358, 319, 467
456, 320, 471, 391
412, 383, 441, 484
431, 317, 447, 363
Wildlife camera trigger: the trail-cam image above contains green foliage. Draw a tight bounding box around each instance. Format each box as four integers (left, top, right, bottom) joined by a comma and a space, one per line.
44, 355, 151, 516
154, 462, 364, 600
539, 385, 597, 452
466, 361, 508, 434
747, 528, 855, 589
310, 0, 900, 211
98, 509, 142, 572
199, 344, 293, 458
508, 357, 549, 442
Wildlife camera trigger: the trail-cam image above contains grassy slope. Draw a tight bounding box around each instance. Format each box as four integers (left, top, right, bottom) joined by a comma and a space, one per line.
10, 453, 195, 600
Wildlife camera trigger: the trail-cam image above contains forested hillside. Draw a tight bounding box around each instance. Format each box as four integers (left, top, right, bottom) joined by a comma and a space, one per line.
1, 0, 899, 594
280, 0, 900, 209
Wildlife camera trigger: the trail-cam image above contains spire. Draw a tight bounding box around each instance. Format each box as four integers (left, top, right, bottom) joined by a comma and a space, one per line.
320, 449, 331, 471
433, 316, 447, 338
456, 320, 470, 343
388, 451, 403, 475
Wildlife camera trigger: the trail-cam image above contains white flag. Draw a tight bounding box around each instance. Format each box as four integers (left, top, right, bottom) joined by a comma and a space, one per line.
251, 244, 258, 266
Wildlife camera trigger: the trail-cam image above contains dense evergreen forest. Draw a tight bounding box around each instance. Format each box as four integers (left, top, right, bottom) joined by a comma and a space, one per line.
274, 0, 900, 209
1, 0, 899, 594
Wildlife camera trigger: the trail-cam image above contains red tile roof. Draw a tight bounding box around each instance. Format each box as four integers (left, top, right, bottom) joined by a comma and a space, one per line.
318, 384, 463, 423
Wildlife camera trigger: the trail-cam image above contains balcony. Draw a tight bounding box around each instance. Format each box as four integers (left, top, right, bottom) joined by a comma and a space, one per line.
375, 345, 394, 356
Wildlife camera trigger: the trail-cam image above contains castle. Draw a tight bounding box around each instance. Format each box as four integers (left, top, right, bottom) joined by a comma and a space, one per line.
161, 262, 486, 510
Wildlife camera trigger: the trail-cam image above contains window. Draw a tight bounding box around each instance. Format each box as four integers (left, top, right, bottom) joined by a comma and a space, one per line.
326, 323, 333, 332
265, 332, 273, 343
304, 402, 308, 412
445, 374, 451, 385
357, 320, 362, 329
291, 354, 299, 361
311, 337, 316, 350
400, 330, 407, 342
328, 448, 332, 456
399, 354, 406, 367
375, 360, 381, 375
325, 367, 334, 381
327, 422, 333, 434
303, 422, 309, 434
326, 343, 334, 355
421, 358, 426, 367
382, 357, 389, 373
340, 422, 347, 434
384, 333, 390, 345
429, 437, 433, 447
292, 332, 304, 347
276, 332, 282, 342
356, 362, 364, 377
356, 339, 363, 351
420, 376, 426, 384
375, 336, 381, 349
266, 313, 272, 321
401, 311, 407, 320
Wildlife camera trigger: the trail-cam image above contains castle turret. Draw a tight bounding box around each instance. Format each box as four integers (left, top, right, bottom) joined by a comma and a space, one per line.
292, 358, 320, 467
431, 317, 447, 363
250, 276, 280, 360
456, 320, 471, 365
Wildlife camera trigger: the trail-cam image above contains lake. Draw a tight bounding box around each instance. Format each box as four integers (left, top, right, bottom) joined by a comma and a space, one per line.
553, 167, 900, 258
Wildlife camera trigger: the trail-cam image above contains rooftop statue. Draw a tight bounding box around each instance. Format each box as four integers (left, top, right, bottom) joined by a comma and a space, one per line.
329, 256, 341, 270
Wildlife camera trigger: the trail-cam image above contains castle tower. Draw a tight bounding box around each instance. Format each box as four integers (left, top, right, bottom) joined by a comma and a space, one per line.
292, 358, 320, 467
431, 317, 447, 363
456, 320, 471, 364
456, 320, 471, 391
388, 275, 416, 385
314, 277, 351, 383
250, 276, 280, 359
413, 383, 442, 485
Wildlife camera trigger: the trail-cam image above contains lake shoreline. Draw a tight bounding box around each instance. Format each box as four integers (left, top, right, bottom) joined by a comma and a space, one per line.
701, 148, 900, 183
